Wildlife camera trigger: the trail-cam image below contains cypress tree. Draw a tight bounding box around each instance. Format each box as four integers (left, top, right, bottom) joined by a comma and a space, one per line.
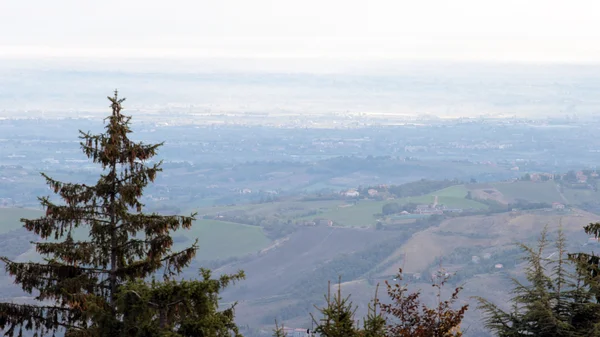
0, 91, 197, 337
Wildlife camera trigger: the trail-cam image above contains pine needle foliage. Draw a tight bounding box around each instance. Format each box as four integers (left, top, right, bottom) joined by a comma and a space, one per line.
272, 319, 288, 337
117, 268, 245, 337
477, 226, 600, 337
360, 284, 386, 337
310, 277, 360, 337
0, 91, 198, 337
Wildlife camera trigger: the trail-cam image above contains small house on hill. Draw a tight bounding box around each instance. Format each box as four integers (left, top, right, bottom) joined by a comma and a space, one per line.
342, 189, 360, 197
552, 202, 565, 210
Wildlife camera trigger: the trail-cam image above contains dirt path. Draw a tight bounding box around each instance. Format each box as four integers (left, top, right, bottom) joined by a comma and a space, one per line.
433, 195, 439, 208
555, 183, 569, 204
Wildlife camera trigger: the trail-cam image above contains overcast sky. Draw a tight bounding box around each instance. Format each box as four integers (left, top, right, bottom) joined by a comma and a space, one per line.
1, 0, 600, 64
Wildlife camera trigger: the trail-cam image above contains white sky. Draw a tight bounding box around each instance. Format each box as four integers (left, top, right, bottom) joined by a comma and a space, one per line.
1, 0, 600, 63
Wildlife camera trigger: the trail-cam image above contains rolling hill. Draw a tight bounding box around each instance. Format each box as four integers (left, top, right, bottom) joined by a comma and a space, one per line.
2, 179, 600, 336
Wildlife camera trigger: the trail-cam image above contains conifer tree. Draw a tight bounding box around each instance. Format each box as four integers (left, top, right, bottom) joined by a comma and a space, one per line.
272, 319, 287, 337
310, 277, 360, 337
117, 268, 245, 336
0, 91, 198, 337
477, 226, 600, 336
360, 284, 386, 337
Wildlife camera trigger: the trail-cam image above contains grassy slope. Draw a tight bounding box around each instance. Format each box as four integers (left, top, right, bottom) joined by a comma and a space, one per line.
227, 207, 597, 333
0, 208, 43, 234
562, 188, 600, 205
433, 185, 469, 198
181, 219, 271, 261
0, 207, 271, 262
192, 184, 488, 227
378, 208, 596, 276
491, 181, 563, 203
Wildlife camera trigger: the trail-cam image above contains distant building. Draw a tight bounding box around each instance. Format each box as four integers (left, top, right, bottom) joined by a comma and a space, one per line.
483, 253, 492, 260
472, 256, 481, 264
495, 264, 504, 269
367, 189, 378, 197
415, 204, 431, 214
576, 171, 587, 181
343, 189, 360, 197
552, 202, 565, 210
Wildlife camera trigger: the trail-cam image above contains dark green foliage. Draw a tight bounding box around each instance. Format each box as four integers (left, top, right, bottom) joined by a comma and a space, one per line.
477, 226, 600, 336
0, 91, 198, 336
117, 268, 245, 337
311, 278, 360, 337
381, 203, 417, 216
272, 320, 287, 337
360, 284, 386, 337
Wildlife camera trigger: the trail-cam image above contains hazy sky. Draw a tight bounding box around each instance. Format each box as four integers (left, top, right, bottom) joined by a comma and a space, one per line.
1, 0, 600, 64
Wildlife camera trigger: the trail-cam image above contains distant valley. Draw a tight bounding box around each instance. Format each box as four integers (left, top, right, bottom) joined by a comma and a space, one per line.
1, 117, 600, 336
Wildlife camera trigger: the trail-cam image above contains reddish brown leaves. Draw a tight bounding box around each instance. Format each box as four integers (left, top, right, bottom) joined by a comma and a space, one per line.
379, 268, 467, 337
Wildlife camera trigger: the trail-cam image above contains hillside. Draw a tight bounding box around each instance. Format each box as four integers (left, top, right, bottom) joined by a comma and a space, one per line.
2, 179, 600, 336
0, 208, 272, 264
215, 207, 598, 334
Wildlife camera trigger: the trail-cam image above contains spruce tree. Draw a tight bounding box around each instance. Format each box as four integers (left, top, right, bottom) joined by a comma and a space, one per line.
0, 91, 198, 337
117, 268, 245, 336
310, 277, 360, 337
477, 226, 600, 336
272, 319, 287, 337
360, 284, 386, 337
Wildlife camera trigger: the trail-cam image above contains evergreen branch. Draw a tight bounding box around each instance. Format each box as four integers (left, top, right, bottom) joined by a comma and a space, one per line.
113, 163, 162, 187
34, 240, 99, 266
114, 244, 197, 279
0, 302, 84, 336
1, 258, 110, 291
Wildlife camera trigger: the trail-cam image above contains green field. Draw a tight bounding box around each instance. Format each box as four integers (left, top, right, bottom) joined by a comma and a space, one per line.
491, 181, 563, 203
179, 219, 272, 260
432, 185, 469, 198
436, 196, 488, 209
0, 207, 43, 234
313, 200, 388, 227
195, 199, 343, 220
0, 207, 271, 262
562, 188, 600, 205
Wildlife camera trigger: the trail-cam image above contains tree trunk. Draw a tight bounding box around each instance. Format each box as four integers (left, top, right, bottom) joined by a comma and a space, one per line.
109, 164, 117, 309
